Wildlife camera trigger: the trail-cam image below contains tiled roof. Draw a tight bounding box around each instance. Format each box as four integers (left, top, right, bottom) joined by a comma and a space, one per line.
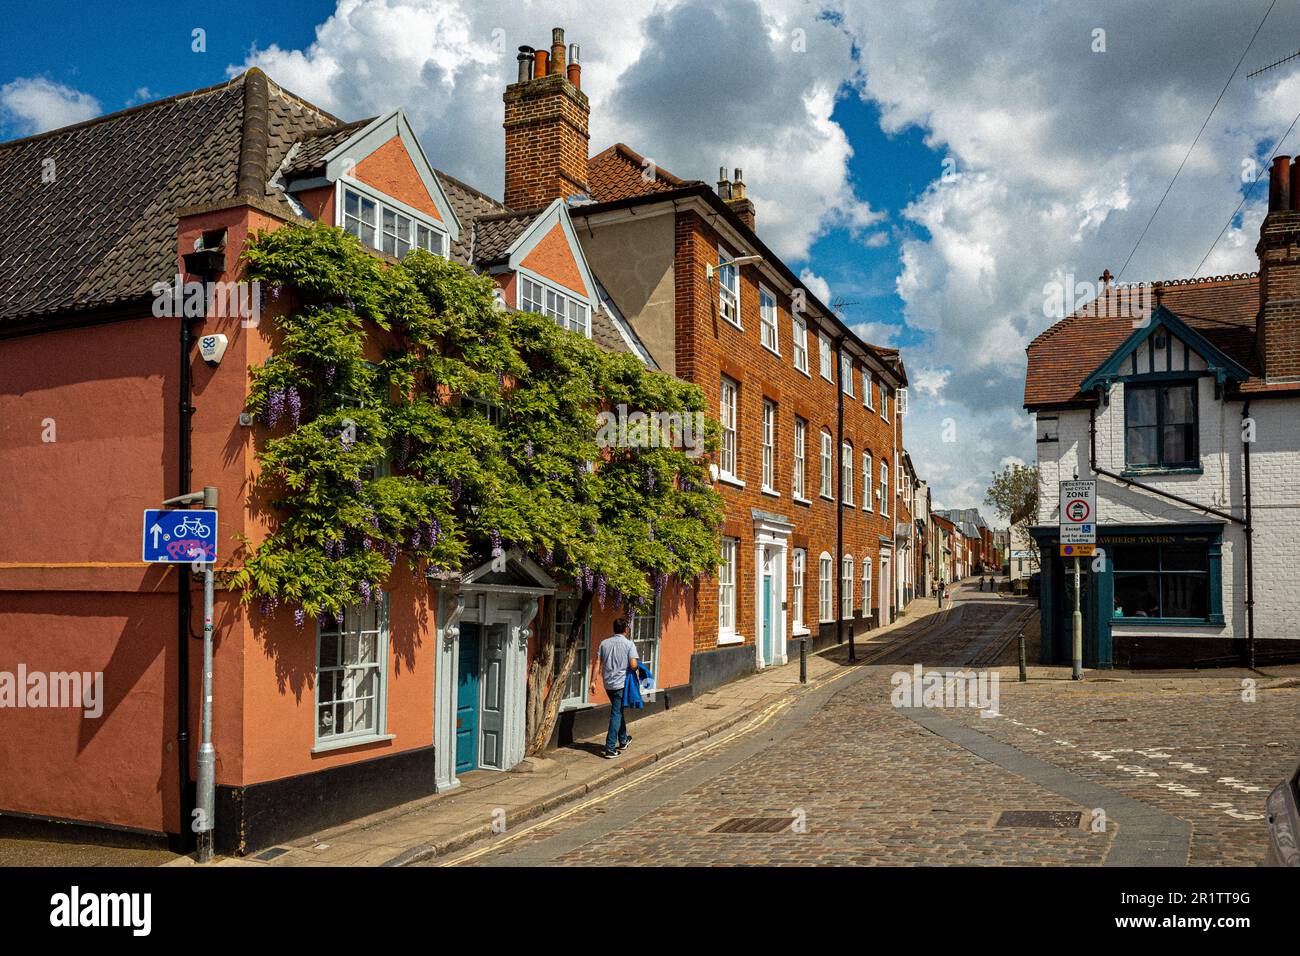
1024, 275, 1261, 407
436, 170, 506, 267
588, 143, 698, 202
471, 209, 541, 265
0, 69, 338, 324
279, 118, 374, 177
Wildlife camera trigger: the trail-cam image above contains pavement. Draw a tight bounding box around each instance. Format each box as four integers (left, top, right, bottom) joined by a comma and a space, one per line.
169, 594, 943, 867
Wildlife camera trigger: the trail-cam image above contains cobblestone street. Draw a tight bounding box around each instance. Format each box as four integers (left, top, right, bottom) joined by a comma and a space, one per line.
436, 584, 1299, 867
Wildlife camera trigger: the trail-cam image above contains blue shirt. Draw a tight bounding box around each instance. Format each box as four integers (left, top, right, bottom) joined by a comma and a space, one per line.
598, 634, 637, 690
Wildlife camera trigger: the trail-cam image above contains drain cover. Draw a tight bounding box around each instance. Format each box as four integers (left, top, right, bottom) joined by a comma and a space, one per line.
710, 817, 794, 834
253, 846, 291, 861
995, 810, 1082, 828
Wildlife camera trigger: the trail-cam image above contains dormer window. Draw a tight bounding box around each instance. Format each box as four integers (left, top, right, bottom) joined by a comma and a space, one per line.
340, 184, 448, 260
519, 275, 591, 338
1125, 380, 1197, 469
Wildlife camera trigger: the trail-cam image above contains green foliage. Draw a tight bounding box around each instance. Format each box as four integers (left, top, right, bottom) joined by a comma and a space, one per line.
985, 462, 1039, 526
232, 221, 724, 626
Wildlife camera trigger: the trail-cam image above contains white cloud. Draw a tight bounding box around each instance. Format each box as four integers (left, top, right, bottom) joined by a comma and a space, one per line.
0, 77, 100, 136
799, 268, 831, 303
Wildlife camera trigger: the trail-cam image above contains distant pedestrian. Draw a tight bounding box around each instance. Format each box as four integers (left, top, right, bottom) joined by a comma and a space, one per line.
597, 618, 639, 759
979, 574, 985, 592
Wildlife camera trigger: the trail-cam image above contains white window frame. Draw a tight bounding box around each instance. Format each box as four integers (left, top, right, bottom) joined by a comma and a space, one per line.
842, 555, 854, 619
718, 537, 739, 640
818, 332, 834, 382
818, 552, 834, 623
718, 244, 741, 328
761, 399, 777, 493
339, 181, 448, 260
792, 548, 806, 630
720, 376, 739, 480
314, 598, 389, 751
863, 452, 874, 511
841, 354, 855, 396
863, 556, 873, 616
881, 385, 890, 422
519, 273, 591, 339
792, 313, 809, 374
759, 285, 779, 354
555, 593, 592, 709
793, 417, 807, 501
880, 461, 889, 517
863, 369, 874, 409
841, 441, 854, 505
819, 430, 834, 500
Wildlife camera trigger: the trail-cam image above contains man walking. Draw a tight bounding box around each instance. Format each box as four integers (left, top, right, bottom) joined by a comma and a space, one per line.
598, 618, 639, 759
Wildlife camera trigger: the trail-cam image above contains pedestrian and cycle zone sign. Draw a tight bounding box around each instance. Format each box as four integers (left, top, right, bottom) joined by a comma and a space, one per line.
1059, 480, 1096, 557
143, 509, 218, 563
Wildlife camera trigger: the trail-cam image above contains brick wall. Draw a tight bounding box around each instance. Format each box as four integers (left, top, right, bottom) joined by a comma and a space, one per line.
1257, 210, 1300, 381
673, 210, 904, 654
503, 74, 590, 210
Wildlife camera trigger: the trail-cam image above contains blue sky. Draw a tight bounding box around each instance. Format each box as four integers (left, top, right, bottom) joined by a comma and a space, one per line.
4, 0, 1295, 515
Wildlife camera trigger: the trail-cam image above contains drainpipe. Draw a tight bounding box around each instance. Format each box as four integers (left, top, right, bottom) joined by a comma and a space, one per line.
176, 245, 225, 848
1243, 400, 1255, 670
1087, 394, 1253, 662
835, 334, 851, 661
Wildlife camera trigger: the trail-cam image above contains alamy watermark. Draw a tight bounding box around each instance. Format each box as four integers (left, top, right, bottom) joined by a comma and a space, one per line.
890, 663, 1000, 717
1, 664, 103, 718
595, 404, 704, 457
1043, 275, 1154, 327
151, 273, 262, 327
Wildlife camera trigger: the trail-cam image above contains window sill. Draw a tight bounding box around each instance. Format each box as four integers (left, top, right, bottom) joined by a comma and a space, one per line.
559, 700, 595, 713
793, 494, 813, 507
820, 373, 835, 384
843, 501, 855, 509
717, 473, 746, 490
794, 364, 811, 378
1121, 466, 1203, 477
761, 342, 782, 359
717, 632, 745, 646
761, 486, 781, 498
792, 625, 811, 637
722, 317, 744, 333
820, 493, 835, 503
312, 733, 395, 755
1112, 616, 1224, 627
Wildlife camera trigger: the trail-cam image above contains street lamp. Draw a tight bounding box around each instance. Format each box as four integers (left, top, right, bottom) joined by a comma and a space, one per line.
705, 254, 763, 281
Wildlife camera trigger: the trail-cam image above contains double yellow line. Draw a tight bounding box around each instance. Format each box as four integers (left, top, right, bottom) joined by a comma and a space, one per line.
443, 664, 863, 866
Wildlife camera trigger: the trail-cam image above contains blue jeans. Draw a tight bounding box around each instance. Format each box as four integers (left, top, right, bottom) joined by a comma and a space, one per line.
605, 686, 628, 754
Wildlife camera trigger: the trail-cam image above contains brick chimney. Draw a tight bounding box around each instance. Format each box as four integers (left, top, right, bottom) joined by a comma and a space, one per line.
716, 166, 756, 231
1256, 155, 1300, 381
503, 27, 590, 210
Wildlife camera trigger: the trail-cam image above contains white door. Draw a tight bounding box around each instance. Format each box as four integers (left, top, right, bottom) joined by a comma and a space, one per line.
880, 558, 891, 627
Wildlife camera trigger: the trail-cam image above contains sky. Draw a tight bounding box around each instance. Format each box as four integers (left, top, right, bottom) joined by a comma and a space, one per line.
5, 0, 1300, 518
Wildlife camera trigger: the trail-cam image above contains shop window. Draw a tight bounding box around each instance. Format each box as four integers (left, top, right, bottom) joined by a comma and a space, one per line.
1112, 540, 1211, 621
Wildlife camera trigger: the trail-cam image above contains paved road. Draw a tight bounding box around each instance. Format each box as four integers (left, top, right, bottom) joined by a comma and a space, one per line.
437, 587, 1296, 867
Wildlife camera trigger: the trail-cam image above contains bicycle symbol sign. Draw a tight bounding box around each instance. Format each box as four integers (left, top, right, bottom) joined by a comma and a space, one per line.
143, 508, 218, 563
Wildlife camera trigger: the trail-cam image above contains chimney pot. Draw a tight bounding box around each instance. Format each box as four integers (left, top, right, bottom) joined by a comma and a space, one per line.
569, 43, 580, 64
567, 61, 581, 89
516, 47, 534, 83
1290, 161, 1300, 212
551, 27, 566, 75
534, 48, 549, 78
1269, 155, 1291, 213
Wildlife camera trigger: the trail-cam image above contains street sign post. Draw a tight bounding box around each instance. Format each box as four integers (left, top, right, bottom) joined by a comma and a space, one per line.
1059, 480, 1097, 682
142, 508, 218, 563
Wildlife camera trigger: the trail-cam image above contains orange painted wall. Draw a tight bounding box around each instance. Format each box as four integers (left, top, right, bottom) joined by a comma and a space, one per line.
355, 136, 442, 221
520, 222, 588, 298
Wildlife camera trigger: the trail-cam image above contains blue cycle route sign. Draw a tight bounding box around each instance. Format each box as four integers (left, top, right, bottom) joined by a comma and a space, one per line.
142, 509, 218, 563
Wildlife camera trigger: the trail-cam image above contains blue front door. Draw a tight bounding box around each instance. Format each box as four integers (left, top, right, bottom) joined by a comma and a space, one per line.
455, 624, 480, 774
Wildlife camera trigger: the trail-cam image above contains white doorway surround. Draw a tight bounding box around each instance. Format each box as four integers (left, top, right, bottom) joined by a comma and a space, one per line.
432, 550, 555, 792
752, 509, 793, 669
879, 548, 893, 628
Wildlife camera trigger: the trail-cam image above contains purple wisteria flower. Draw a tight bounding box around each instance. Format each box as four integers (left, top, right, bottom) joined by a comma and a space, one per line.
294, 608, 306, 629
286, 386, 301, 426
334, 608, 345, 626
584, 567, 595, 592
449, 478, 462, 503
259, 595, 276, 617
596, 573, 607, 609
412, 527, 423, 549
352, 477, 363, 494
359, 580, 372, 605
646, 467, 656, 491
490, 530, 503, 560
325, 363, 336, 383
264, 388, 285, 428
524, 439, 534, 459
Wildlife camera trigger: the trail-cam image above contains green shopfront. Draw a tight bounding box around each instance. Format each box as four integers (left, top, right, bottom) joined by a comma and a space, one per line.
1029, 523, 1225, 668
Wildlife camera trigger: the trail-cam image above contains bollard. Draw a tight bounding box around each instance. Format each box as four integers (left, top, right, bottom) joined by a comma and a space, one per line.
1018, 631, 1027, 683
799, 638, 808, 684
